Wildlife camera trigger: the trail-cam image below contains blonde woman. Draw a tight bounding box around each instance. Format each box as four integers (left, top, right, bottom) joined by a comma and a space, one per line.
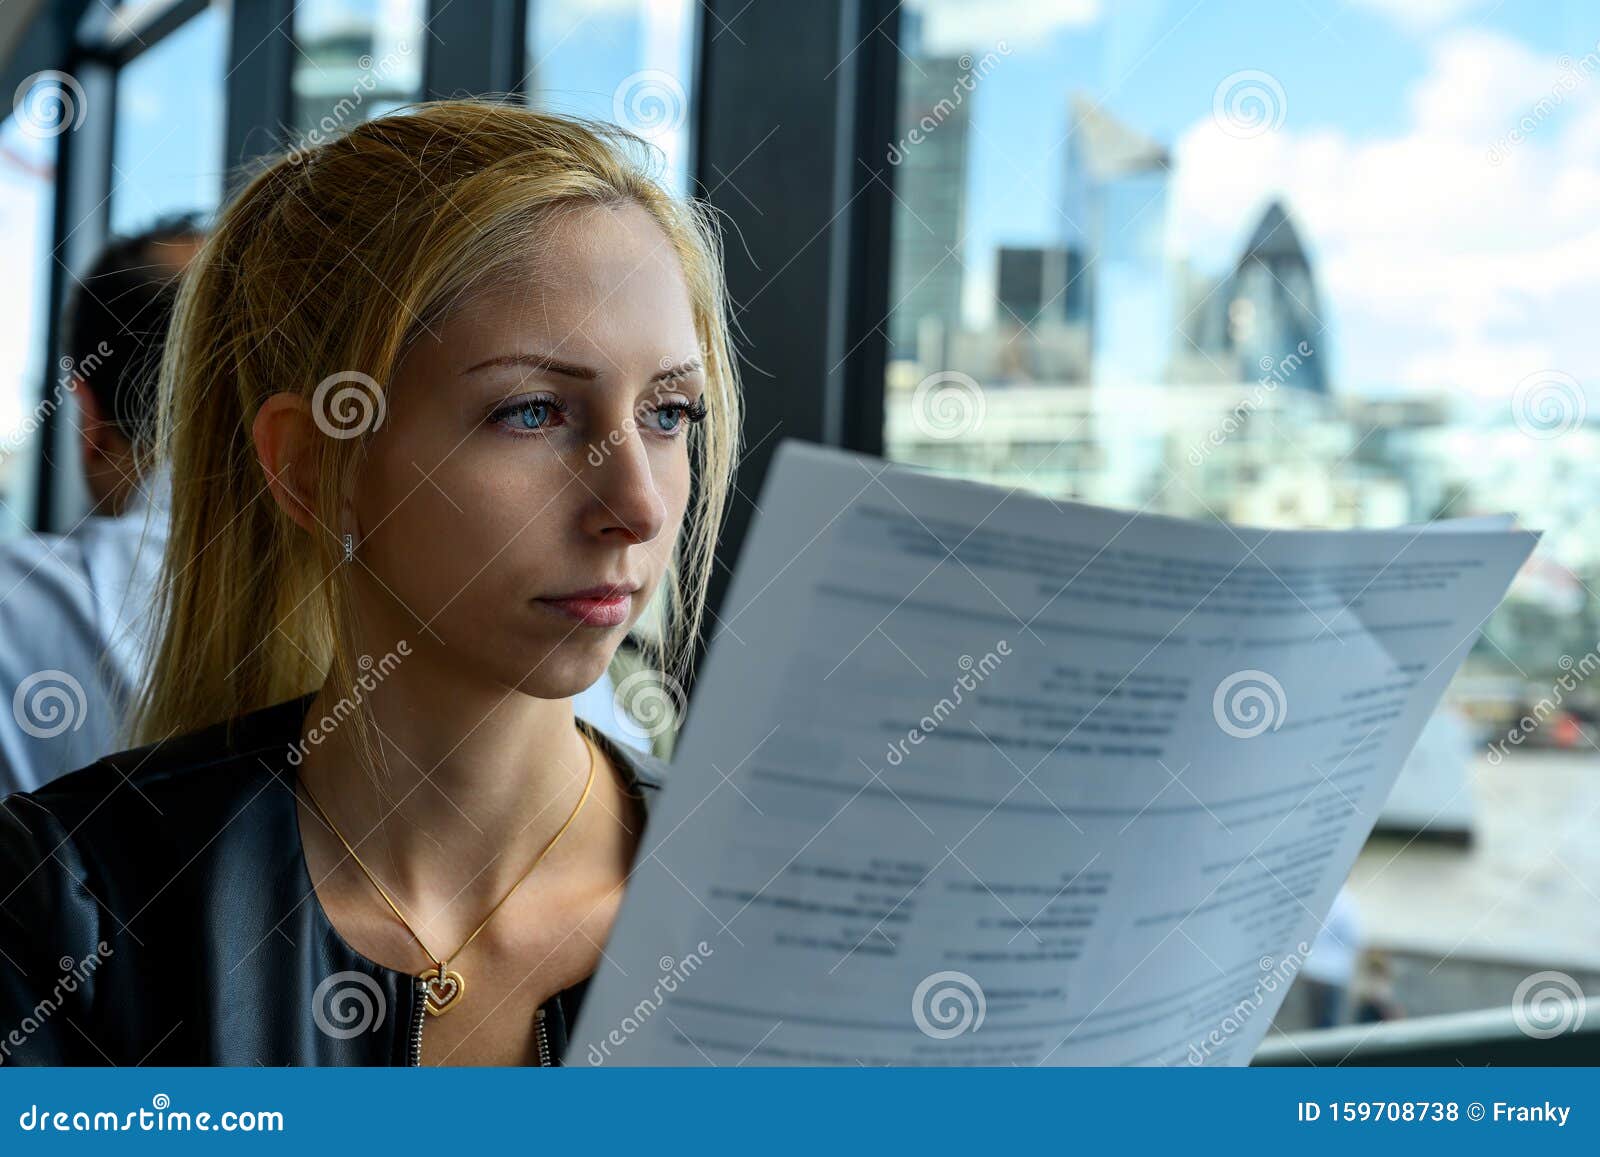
0, 101, 740, 1066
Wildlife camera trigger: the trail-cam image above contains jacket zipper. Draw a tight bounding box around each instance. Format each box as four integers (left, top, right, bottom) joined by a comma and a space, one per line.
407, 981, 553, 1066
534, 1004, 552, 1066
408, 978, 427, 1066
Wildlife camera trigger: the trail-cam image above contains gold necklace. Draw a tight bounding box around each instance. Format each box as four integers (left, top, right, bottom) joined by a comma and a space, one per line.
297, 725, 598, 1016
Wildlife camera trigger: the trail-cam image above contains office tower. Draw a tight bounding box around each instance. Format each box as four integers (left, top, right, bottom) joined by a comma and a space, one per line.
887, 15, 971, 368
1062, 96, 1171, 384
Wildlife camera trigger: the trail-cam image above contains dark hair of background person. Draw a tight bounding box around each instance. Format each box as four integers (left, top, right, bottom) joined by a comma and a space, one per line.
61, 213, 209, 447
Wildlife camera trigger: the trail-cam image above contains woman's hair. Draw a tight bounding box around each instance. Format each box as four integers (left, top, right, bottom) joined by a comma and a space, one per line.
129, 99, 741, 754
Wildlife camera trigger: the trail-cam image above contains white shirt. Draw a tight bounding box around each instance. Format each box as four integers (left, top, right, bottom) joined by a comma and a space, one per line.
0, 476, 169, 795
0, 472, 649, 796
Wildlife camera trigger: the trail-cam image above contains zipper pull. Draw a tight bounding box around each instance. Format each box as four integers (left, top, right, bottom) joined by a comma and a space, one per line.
534, 1004, 552, 1066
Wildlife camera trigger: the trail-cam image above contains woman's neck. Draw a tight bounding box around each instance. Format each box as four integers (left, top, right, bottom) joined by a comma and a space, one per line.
293, 663, 609, 931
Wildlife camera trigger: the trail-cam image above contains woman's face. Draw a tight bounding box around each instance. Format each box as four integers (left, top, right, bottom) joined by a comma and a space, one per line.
348, 200, 704, 699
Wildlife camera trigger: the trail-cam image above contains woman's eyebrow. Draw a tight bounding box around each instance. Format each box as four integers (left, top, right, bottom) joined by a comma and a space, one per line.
462, 352, 704, 383
463, 352, 599, 380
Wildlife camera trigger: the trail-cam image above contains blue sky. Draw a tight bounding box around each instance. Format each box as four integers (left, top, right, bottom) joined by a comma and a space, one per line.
3, 0, 1595, 432
910, 0, 1600, 399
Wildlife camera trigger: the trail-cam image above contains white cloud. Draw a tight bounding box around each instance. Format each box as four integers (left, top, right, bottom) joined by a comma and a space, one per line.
1348, 0, 1494, 31
1168, 29, 1600, 399
916, 0, 1099, 55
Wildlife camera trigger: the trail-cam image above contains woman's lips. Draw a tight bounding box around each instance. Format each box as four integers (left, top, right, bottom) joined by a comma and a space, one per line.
535, 591, 633, 627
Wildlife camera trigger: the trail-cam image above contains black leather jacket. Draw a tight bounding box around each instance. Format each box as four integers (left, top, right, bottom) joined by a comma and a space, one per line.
0, 691, 665, 1066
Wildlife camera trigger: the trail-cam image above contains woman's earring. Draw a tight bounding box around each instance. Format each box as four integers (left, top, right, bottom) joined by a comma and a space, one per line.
342, 532, 354, 564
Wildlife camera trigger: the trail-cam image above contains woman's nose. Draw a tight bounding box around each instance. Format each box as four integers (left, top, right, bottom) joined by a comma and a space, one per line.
579, 430, 668, 544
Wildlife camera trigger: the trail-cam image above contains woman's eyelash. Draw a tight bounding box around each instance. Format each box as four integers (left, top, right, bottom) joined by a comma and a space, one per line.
660, 397, 709, 424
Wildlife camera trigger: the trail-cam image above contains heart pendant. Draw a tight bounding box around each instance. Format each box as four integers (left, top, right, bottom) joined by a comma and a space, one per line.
420, 966, 466, 1016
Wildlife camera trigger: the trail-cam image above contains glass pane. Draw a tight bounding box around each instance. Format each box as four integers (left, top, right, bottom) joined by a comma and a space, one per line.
110, 6, 226, 233
0, 111, 57, 538
292, 0, 426, 140
883, 2, 1600, 1033
525, 0, 696, 193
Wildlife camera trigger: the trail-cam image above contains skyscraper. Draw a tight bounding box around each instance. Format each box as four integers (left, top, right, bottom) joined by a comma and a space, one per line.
1062, 97, 1173, 385
887, 14, 971, 367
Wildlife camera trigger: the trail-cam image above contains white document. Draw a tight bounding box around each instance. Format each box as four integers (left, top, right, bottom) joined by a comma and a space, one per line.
573, 441, 1538, 1066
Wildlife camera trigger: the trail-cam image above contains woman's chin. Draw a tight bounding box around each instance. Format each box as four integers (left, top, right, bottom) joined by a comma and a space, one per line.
508, 641, 621, 700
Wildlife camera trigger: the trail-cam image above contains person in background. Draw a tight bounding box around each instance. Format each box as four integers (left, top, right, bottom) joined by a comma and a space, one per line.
1351, 948, 1406, 1023
1299, 887, 1363, 1029
0, 216, 203, 795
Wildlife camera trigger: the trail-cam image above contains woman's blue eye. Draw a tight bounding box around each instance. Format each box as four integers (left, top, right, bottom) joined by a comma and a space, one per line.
514, 401, 553, 429
492, 396, 566, 432
654, 407, 683, 433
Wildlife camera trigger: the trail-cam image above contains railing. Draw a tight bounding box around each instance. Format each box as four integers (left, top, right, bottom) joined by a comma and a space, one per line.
1252, 999, 1594, 1065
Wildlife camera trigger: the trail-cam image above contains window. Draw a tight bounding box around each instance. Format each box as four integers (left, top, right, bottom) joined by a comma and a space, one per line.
882, 0, 1599, 1032
0, 110, 59, 539
525, 0, 697, 193
110, 5, 226, 233
292, 0, 427, 142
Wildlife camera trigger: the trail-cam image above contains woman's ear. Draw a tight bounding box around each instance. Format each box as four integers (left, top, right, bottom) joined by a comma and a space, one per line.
252, 393, 322, 535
